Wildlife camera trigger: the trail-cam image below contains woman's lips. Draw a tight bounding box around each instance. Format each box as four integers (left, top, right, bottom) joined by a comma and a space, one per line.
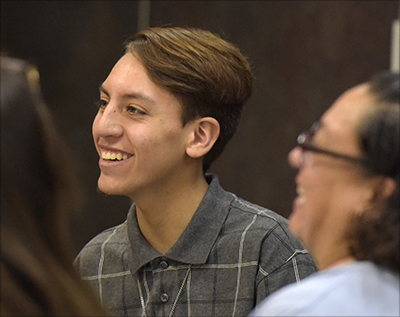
293, 186, 305, 210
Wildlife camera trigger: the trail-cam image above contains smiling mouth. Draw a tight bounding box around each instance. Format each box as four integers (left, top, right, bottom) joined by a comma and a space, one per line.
296, 186, 305, 197
101, 151, 131, 161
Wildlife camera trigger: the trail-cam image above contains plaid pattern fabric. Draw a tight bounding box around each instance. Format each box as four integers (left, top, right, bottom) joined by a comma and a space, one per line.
75, 174, 317, 317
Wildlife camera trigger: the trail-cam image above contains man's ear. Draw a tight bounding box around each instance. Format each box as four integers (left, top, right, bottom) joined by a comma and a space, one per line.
186, 117, 220, 159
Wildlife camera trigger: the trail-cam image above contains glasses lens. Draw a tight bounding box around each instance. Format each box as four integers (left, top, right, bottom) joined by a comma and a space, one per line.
299, 122, 320, 146
297, 132, 307, 146
310, 122, 320, 134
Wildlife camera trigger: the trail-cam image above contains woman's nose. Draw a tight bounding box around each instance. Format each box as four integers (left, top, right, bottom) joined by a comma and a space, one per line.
288, 146, 303, 169
93, 106, 123, 138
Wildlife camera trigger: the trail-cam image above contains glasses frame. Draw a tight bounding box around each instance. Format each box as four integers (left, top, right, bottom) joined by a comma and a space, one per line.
297, 122, 368, 166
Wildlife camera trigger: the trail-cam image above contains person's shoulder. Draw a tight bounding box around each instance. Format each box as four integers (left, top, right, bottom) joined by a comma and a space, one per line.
84, 222, 128, 247
225, 196, 318, 274
250, 271, 333, 316
230, 195, 288, 224
227, 196, 315, 261
75, 222, 128, 266
208, 174, 287, 226
253, 262, 400, 316
226, 195, 311, 252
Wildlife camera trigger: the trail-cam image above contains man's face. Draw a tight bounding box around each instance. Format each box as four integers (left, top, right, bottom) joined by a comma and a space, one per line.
93, 53, 194, 200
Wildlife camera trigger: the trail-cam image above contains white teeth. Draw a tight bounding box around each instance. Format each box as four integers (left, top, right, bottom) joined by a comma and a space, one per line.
296, 187, 304, 196
102, 151, 127, 161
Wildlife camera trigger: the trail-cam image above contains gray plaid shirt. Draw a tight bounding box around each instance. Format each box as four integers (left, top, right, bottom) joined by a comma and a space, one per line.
75, 174, 317, 317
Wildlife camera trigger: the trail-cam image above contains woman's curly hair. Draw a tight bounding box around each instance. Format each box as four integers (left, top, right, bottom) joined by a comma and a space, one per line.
348, 71, 399, 273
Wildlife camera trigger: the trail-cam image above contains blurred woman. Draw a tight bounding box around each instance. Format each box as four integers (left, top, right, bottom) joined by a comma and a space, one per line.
0, 55, 109, 316
251, 71, 399, 316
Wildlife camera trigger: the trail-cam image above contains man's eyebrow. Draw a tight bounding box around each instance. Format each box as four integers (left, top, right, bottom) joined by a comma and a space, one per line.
99, 85, 109, 96
98, 85, 155, 105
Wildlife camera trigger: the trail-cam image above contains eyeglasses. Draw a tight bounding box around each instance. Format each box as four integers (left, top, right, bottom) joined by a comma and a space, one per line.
297, 122, 368, 166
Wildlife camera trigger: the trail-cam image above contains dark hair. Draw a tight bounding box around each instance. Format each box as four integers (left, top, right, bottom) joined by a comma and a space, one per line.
348, 71, 399, 272
0, 56, 108, 315
124, 26, 253, 171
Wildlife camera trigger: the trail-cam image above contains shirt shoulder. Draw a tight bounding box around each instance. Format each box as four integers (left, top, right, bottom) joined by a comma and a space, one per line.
250, 266, 347, 316
229, 195, 305, 251
231, 196, 289, 223
74, 222, 128, 274
251, 262, 400, 316
225, 195, 315, 272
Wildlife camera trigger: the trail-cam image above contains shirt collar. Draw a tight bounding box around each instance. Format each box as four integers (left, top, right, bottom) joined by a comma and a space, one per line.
126, 173, 234, 273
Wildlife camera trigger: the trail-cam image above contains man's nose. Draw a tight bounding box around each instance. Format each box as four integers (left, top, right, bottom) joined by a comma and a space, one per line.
93, 105, 123, 138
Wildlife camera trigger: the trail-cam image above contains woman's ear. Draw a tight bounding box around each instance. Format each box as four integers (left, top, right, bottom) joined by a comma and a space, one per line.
373, 176, 397, 202
354, 176, 396, 215
186, 117, 220, 159
362, 176, 397, 210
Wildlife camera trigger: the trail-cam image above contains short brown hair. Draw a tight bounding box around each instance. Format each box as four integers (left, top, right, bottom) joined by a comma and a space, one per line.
124, 26, 253, 171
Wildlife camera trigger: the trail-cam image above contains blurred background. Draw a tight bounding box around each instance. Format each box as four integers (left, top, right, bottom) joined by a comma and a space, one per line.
1, 0, 399, 256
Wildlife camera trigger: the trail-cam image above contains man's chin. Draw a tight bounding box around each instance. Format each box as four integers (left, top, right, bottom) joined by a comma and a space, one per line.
96, 180, 121, 196
96, 186, 112, 196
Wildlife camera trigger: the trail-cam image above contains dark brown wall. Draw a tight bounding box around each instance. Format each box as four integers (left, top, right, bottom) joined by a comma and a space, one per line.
1, 1, 398, 256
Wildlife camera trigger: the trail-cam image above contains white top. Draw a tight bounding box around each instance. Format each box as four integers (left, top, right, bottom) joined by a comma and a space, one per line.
250, 261, 400, 316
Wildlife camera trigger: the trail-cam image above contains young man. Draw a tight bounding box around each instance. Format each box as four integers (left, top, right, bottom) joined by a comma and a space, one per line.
75, 26, 317, 317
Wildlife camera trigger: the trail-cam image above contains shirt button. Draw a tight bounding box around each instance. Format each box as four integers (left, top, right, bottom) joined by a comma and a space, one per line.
160, 293, 169, 303
160, 260, 169, 269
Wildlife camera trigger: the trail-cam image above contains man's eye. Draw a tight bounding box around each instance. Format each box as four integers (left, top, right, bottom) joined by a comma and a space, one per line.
94, 99, 108, 110
127, 105, 146, 115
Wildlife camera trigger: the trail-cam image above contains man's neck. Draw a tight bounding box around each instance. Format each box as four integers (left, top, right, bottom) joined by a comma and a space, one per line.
134, 173, 209, 254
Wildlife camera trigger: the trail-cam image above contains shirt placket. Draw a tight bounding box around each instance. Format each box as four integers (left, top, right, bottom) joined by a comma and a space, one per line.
140, 257, 189, 316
